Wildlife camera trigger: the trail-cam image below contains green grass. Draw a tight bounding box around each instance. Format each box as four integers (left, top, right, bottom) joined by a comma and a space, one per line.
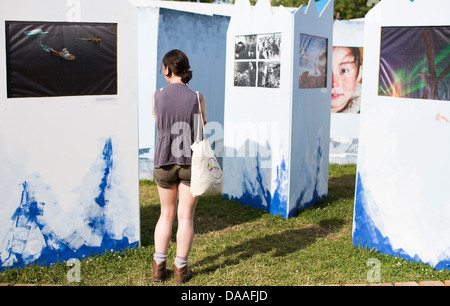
1, 164, 449, 285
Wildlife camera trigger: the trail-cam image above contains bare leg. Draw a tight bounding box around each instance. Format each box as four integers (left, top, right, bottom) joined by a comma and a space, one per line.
176, 183, 198, 258
154, 184, 178, 254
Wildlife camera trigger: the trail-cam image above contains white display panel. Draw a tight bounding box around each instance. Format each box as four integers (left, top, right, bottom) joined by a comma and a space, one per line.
353, 0, 450, 270
0, 0, 140, 270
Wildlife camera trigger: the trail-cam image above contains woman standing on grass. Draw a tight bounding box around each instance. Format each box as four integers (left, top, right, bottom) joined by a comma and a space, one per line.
151, 49, 206, 284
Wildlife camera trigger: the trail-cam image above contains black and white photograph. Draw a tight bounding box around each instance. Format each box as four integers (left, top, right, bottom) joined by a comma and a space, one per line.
257, 62, 280, 88
234, 61, 256, 87
258, 33, 281, 60
234, 32, 281, 88
235, 35, 257, 60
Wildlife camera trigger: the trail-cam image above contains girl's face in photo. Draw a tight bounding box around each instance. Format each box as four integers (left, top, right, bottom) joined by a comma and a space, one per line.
331, 47, 362, 112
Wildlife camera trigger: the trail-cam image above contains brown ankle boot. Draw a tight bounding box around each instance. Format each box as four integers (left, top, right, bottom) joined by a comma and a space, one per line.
174, 264, 192, 284
152, 260, 167, 282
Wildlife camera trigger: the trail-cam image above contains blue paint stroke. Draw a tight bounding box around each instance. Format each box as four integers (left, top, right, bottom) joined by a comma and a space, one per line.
223, 152, 272, 212
0, 138, 138, 271
223, 136, 327, 219
95, 138, 113, 208
353, 172, 449, 271
1, 182, 45, 266
269, 158, 288, 217
0, 181, 71, 269
223, 154, 289, 218
292, 136, 325, 217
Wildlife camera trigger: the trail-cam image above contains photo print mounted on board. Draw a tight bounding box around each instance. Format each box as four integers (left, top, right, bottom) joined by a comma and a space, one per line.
378, 26, 450, 101
234, 33, 281, 88
299, 33, 328, 89
5, 21, 117, 98
331, 46, 363, 114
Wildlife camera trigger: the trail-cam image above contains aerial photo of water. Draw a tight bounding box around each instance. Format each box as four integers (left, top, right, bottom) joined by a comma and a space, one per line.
6, 21, 117, 98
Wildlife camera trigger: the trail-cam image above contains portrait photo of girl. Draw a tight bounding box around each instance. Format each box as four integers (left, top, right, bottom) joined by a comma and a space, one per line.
331, 46, 363, 113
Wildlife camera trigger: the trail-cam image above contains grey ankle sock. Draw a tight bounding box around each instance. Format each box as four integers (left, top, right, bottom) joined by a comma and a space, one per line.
154, 252, 167, 265
175, 256, 188, 268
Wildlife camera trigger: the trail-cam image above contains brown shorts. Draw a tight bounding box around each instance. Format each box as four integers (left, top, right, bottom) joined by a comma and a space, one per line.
154, 164, 191, 188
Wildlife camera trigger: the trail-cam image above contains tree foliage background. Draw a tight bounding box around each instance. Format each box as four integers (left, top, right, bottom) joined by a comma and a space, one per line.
271, 0, 374, 19
170, 0, 375, 20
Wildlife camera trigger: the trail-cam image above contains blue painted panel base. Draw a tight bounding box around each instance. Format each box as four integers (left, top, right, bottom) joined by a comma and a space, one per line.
353, 172, 450, 271
222, 155, 288, 218
0, 138, 139, 271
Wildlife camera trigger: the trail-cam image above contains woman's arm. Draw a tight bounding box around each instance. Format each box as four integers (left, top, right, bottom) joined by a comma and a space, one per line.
201, 95, 207, 125
152, 92, 156, 121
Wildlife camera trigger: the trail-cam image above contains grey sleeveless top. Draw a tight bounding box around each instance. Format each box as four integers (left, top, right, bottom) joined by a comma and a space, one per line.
153, 83, 204, 168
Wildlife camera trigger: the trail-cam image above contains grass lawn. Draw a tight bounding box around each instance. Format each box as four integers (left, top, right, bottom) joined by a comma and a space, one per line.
1, 164, 449, 286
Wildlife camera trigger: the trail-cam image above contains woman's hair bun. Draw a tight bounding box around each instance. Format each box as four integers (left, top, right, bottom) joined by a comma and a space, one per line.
161, 49, 193, 84
181, 70, 193, 84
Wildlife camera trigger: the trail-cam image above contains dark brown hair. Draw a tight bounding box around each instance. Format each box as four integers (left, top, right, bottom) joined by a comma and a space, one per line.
161, 49, 193, 84
349, 47, 361, 76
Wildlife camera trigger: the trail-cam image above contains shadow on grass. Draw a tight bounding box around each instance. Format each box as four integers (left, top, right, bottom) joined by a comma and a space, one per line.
192, 217, 345, 275
140, 191, 267, 247
194, 195, 267, 234
140, 169, 356, 247
302, 174, 356, 212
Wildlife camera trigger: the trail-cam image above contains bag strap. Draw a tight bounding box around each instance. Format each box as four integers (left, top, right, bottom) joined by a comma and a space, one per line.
195, 91, 206, 142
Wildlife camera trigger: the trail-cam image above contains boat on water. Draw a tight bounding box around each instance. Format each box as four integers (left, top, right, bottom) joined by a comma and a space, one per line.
50, 48, 75, 60
87, 37, 101, 43
24, 29, 49, 36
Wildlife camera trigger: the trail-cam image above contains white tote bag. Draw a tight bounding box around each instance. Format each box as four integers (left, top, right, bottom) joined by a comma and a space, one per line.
190, 91, 224, 197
